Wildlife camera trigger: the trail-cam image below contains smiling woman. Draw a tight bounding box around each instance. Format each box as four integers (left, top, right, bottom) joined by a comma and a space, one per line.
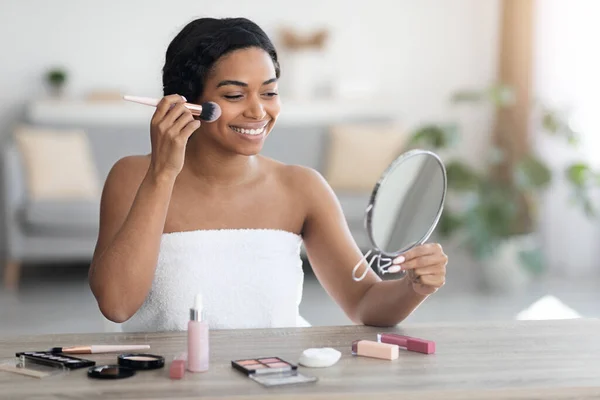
87, 17, 448, 332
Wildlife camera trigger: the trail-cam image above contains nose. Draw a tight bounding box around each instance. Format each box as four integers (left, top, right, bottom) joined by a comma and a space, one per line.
243, 96, 266, 120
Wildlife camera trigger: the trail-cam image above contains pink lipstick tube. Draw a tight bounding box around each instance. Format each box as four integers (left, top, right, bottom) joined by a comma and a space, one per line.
377, 333, 435, 354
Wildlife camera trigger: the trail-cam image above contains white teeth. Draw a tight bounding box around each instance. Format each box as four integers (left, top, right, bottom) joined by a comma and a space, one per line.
231, 126, 265, 135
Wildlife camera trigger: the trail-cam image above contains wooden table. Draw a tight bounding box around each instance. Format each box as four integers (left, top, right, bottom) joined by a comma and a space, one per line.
0, 319, 599, 399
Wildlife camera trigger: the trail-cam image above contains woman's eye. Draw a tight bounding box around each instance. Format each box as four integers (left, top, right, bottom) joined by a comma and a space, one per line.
264, 92, 279, 98
223, 94, 243, 100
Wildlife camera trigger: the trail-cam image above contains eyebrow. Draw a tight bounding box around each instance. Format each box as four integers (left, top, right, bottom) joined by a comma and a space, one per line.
216, 78, 278, 88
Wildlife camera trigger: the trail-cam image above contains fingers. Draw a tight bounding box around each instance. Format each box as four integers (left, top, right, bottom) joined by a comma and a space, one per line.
172, 109, 196, 133
162, 103, 191, 129
398, 254, 447, 271
414, 274, 445, 288
394, 243, 443, 264
179, 119, 201, 140
152, 94, 187, 124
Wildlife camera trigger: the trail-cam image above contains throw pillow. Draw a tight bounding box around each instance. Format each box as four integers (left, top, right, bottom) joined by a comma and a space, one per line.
324, 123, 407, 192
14, 125, 101, 200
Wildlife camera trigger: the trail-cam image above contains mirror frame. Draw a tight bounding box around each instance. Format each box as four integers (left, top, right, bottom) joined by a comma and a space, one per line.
363, 149, 447, 258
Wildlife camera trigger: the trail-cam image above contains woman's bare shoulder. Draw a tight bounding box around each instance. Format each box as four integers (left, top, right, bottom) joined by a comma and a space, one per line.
106, 154, 151, 187
263, 156, 329, 194
101, 154, 151, 207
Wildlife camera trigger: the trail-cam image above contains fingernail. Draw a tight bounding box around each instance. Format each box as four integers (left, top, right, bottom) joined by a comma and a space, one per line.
393, 256, 405, 264
387, 265, 402, 273
182, 96, 187, 102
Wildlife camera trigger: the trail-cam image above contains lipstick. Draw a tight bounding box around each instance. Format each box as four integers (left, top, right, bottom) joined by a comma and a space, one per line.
377, 333, 435, 354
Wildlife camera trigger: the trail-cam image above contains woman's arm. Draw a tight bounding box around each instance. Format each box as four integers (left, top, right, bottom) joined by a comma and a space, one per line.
88, 157, 175, 323
298, 167, 447, 327
89, 94, 200, 323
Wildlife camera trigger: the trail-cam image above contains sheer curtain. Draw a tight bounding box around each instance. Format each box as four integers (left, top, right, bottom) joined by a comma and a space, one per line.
534, 0, 600, 277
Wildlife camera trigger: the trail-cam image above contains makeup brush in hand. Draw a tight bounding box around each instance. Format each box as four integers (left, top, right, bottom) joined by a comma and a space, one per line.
123, 95, 222, 122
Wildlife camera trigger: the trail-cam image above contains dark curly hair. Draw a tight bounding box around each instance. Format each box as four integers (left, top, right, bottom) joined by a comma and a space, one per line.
162, 17, 280, 101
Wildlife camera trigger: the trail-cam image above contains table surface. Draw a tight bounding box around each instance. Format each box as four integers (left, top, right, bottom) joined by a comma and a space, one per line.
0, 319, 599, 399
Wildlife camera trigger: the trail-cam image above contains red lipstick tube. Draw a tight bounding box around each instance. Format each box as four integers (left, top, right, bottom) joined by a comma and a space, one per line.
377, 333, 435, 354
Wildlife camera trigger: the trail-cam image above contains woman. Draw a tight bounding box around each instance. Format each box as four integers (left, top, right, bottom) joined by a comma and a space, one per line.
88, 17, 448, 331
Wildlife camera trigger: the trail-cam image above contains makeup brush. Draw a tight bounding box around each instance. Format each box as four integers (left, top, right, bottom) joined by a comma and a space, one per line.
50, 344, 150, 354
123, 95, 222, 122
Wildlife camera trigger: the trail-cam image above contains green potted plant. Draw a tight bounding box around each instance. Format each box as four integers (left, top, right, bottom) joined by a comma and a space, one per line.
407, 84, 599, 290
45, 67, 68, 97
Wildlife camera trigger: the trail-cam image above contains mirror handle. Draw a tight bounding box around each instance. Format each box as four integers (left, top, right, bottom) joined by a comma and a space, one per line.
351, 250, 395, 282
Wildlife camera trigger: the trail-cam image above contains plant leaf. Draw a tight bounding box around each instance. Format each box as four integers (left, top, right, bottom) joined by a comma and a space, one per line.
565, 163, 591, 187
514, 155, 552, 190
408, 124, 458, 149
438, 211, 463, 237
446, 161, 480, 191
540, 107, 580, 145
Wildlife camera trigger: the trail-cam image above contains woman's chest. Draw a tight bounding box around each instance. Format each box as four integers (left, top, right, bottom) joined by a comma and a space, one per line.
164, 181, 305, 234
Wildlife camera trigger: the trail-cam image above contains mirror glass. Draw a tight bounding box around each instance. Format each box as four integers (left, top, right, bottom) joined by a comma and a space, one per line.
353, 150, 446, 281
367, 149, 447, 256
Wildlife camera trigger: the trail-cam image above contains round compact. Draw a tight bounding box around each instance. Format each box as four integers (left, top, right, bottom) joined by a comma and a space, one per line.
298, 347, 342, 368
88, 365, 136, 380
118, 354, 165, 370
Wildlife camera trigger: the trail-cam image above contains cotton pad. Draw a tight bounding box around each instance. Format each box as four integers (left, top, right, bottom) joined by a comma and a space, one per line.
298, 347, 341, 368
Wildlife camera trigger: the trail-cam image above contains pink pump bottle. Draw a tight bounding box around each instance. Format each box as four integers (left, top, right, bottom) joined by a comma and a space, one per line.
187, 294, 209, 372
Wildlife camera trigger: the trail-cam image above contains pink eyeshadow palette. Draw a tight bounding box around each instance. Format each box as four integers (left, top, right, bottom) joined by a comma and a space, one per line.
231, 357, 297, 375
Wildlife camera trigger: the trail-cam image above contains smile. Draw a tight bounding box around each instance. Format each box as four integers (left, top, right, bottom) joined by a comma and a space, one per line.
229, 126, 266, 136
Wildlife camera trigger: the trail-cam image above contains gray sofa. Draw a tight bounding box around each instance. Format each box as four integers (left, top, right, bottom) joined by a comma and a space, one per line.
0, 111, 375, 290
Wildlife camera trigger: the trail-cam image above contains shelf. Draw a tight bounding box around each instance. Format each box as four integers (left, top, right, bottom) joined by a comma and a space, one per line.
26, 98, 399, 127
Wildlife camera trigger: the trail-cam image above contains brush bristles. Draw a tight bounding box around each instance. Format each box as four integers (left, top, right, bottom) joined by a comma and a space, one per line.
199, 102, 221, 122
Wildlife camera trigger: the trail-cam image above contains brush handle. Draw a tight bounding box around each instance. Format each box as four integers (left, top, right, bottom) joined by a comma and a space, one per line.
123, 95, 203, 114
90, 345, 150, 353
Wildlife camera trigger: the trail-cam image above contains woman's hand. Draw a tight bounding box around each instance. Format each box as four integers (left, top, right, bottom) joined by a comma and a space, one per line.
391, 243, 448, 296
148, 94, 201, 182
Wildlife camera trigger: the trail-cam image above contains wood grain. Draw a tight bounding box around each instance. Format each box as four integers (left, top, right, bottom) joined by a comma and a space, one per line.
0, 319, 599, 399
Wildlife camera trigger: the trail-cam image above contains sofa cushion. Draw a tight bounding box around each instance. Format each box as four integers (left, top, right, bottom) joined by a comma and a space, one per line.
337, 193, 371, 227
323, 123, 407, 192
14, 125, 102, 201
21, 200, 100, 236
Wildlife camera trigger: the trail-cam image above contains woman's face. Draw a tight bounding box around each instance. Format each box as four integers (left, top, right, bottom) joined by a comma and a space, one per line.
197, 47, 281, 156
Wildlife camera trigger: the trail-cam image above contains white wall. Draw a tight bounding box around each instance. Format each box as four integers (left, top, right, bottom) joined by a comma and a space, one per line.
534, 0, 600, 277
0, 0, 500, 163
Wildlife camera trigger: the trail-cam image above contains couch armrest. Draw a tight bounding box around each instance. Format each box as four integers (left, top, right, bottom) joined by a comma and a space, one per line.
0, 139, 27, 259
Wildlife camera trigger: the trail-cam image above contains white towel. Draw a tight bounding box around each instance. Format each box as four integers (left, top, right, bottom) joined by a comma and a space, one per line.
121, 229, 309, 332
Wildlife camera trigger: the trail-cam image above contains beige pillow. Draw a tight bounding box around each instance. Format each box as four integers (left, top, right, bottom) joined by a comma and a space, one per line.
324, 123, 407, 192
14, 126, 101, 200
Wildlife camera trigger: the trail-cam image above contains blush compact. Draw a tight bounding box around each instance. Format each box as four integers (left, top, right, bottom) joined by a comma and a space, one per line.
87, 365, 136, 380
117, 354, 165, 370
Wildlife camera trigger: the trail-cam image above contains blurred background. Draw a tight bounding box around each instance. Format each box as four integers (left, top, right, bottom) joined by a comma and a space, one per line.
0, 0, 598, 336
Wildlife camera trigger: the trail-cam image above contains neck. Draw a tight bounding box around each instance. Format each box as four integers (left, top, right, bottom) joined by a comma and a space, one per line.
182, 135, 258, 187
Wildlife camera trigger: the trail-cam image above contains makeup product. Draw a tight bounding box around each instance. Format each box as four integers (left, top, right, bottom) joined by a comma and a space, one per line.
351, 340, 399, 361
169, 353, 187, 380
87, 365, 136, 380
123, 95, 222, 122
15, 351, 96, 370
118, 354, 164, 370
298, 348, 341, 368
50, 344, 150, 354
0, 363, 51, 378
377, 333, 436, 354
187, 293, 209, 372
231, 357, 317, 387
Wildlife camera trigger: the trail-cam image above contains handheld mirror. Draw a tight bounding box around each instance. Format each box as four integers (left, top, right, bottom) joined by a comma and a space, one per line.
352, 149, 447, 281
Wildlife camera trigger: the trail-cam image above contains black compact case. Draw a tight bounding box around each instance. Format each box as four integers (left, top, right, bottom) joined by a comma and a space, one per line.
16, 351, 96, 370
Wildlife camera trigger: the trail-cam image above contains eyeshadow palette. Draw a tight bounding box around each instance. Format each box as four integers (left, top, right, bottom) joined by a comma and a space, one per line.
232, 357, 297, 375
232, 356, 317, 387
15, 351, 96, 370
